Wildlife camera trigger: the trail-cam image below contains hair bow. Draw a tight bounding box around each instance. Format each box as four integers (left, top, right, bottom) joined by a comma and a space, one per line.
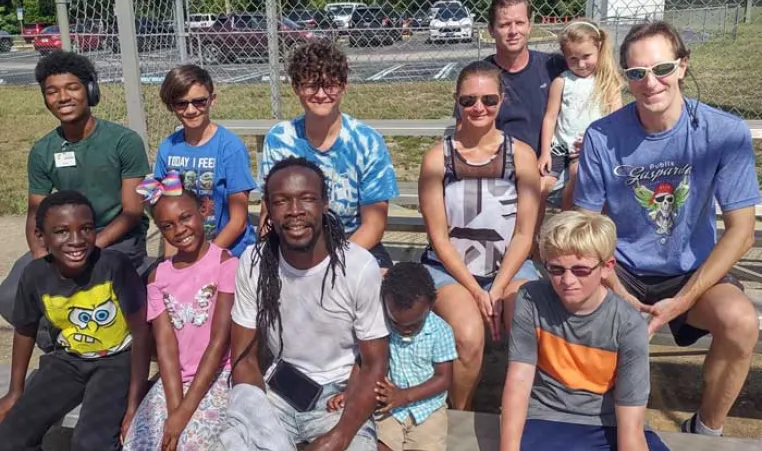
136, 170, 184, 205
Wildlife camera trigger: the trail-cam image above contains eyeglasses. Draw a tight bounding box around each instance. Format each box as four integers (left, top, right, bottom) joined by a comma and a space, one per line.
172, 97, 210, 111
298, 82, 344, 96
623, 59, 681, 82
457, 94, 501, 108
545, 262, 602, 277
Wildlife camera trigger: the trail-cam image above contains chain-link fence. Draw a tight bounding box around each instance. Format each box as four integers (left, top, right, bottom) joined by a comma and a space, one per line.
1, 0, 758, 152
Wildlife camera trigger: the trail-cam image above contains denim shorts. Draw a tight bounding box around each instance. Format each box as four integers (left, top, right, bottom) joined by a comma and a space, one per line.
266, 381, 377, 450
424, 260, 540, 290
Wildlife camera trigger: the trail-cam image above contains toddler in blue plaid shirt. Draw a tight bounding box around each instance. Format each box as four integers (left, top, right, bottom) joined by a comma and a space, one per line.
328, 262, 457, 451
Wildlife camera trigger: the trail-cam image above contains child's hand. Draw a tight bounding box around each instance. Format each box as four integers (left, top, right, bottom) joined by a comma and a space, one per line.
120, 407, 136, 444
0, 392, 21, 423
326, 392, 346, 411
538, 153, 553, 176
162, 407, 193, 451
375, 378, 407, 413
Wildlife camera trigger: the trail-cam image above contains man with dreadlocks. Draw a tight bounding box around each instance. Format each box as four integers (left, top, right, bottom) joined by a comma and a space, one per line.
230, 157, 389, 450
258, 40, 399, 270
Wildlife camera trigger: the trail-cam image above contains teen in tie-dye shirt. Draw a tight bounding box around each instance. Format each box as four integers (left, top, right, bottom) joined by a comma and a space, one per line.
258, 41, 399, 269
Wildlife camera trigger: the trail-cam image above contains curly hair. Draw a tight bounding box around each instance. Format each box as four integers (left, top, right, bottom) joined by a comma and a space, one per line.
36, 190, 96, 231
287, 40, 349, 87
381, 262, 437, 311
34, 50, 96, 87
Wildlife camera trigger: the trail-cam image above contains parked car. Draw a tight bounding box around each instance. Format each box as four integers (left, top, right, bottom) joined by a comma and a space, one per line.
23, 22, 54, 43
107, 18, 175, 54
348, 6, 401, 47
33, 24, 105, 55
401, 10, 430, 34
193, 13, 316, 64
187, 13, 216, 29
428, 5, 473, 43
285, 9, 337, 40
0, 31, 12, 53
325, 2, 366, 33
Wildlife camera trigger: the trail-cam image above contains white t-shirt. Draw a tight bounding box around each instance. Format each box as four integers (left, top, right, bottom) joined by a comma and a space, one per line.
232, 242, 389, 385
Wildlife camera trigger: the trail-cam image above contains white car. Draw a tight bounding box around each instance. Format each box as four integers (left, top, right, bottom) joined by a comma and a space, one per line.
325, 2, 366, 31
187, 13, 216, 29
429, 5, 473, 43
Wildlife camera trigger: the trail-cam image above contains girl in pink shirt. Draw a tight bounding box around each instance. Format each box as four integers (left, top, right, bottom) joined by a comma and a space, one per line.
124, 172, 237, 450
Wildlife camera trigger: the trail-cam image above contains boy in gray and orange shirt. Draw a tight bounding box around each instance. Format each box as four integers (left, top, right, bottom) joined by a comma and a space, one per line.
500, 211, 669, 451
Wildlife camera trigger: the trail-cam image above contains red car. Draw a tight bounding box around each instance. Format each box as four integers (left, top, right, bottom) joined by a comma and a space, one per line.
33, 24, 104, 55
23, 22, 54, 43
193, 13, 317, 64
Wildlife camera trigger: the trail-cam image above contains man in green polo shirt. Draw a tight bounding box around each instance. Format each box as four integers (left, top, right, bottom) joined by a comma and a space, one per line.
0, 51, 150, 351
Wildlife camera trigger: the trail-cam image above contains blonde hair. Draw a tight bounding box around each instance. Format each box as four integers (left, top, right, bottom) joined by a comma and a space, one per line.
539, 211, 617, 262
558, 19, 624, 115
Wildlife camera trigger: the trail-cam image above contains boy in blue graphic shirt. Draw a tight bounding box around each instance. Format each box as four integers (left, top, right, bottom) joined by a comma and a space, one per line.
329, 262, 456, 451
574, 22, 760, 437
155, 64, 257, 258
258, 41, 399, 269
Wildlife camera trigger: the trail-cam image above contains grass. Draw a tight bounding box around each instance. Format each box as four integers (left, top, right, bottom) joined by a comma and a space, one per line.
1, 17, 761, 214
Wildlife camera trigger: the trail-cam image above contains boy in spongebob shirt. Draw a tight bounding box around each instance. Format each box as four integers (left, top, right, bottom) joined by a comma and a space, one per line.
0, 191, 150, 451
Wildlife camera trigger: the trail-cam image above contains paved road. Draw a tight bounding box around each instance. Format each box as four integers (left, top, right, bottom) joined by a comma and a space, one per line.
0, 23, 715, 87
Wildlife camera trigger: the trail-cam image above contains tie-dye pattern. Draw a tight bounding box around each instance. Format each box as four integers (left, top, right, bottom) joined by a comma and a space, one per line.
259, 114, 399, 233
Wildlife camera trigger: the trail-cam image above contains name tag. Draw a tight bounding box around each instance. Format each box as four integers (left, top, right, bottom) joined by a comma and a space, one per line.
54, 151, 76, 168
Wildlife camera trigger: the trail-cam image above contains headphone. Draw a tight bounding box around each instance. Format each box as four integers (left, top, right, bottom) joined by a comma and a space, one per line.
85, 70, 100, 107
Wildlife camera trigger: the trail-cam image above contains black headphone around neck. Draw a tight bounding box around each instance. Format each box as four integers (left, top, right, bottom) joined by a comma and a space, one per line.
85, 71, 100, 107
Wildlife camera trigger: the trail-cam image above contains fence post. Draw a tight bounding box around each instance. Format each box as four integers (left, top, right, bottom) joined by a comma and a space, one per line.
723, 5, 727, 38
55, 0, 71, 51
266, 0, 282, 119
586, 0, 599, 22
174, 0, 187, 62
734, 5, 740, 40
746, 0, 753, 23
115, 0, 149, 151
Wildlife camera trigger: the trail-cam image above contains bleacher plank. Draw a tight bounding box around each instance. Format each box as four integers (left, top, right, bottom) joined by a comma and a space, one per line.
446, 410, 762, 450
221, 118, 762, 140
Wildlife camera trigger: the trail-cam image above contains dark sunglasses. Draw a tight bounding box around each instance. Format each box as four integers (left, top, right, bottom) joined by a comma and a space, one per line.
545, 261, 602, 277
623, 59, 681, 82
172, 97, 210, 111
457, 94, 500, 108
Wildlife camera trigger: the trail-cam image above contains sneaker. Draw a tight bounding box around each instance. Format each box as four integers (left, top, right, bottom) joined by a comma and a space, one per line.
681, 414, 697, 433
681, 414, 724, 437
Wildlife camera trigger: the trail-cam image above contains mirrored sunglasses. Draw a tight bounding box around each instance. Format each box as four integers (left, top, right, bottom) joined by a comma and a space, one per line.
623, 59, 681, 82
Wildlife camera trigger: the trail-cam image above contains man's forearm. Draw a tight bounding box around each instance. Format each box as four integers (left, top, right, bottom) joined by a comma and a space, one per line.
95, 212, 142, 249
333, 358, 386, 445
677, 224, 754, 307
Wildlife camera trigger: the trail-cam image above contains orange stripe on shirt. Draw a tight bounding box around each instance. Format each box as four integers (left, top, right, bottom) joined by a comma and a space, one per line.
535, 328, 617, 395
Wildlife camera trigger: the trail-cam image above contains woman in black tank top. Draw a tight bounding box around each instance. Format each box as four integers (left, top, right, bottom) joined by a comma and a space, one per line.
418, 61, 542, 410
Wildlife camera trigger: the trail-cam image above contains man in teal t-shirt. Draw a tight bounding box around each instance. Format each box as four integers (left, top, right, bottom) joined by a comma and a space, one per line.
0, 51, 150, 351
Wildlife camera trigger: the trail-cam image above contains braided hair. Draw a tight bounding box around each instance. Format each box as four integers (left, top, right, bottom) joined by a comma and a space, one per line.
231, 157, 348, 376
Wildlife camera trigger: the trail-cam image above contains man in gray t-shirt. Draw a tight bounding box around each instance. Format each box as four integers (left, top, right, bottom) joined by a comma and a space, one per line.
500, 210, 668, 450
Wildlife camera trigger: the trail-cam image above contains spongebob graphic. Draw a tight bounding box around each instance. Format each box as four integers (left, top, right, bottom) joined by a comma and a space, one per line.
42, 282, 132, 358
634, 175, 690, 239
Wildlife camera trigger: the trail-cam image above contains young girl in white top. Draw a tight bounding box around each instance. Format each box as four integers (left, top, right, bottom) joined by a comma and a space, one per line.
538, 19, 624, 211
